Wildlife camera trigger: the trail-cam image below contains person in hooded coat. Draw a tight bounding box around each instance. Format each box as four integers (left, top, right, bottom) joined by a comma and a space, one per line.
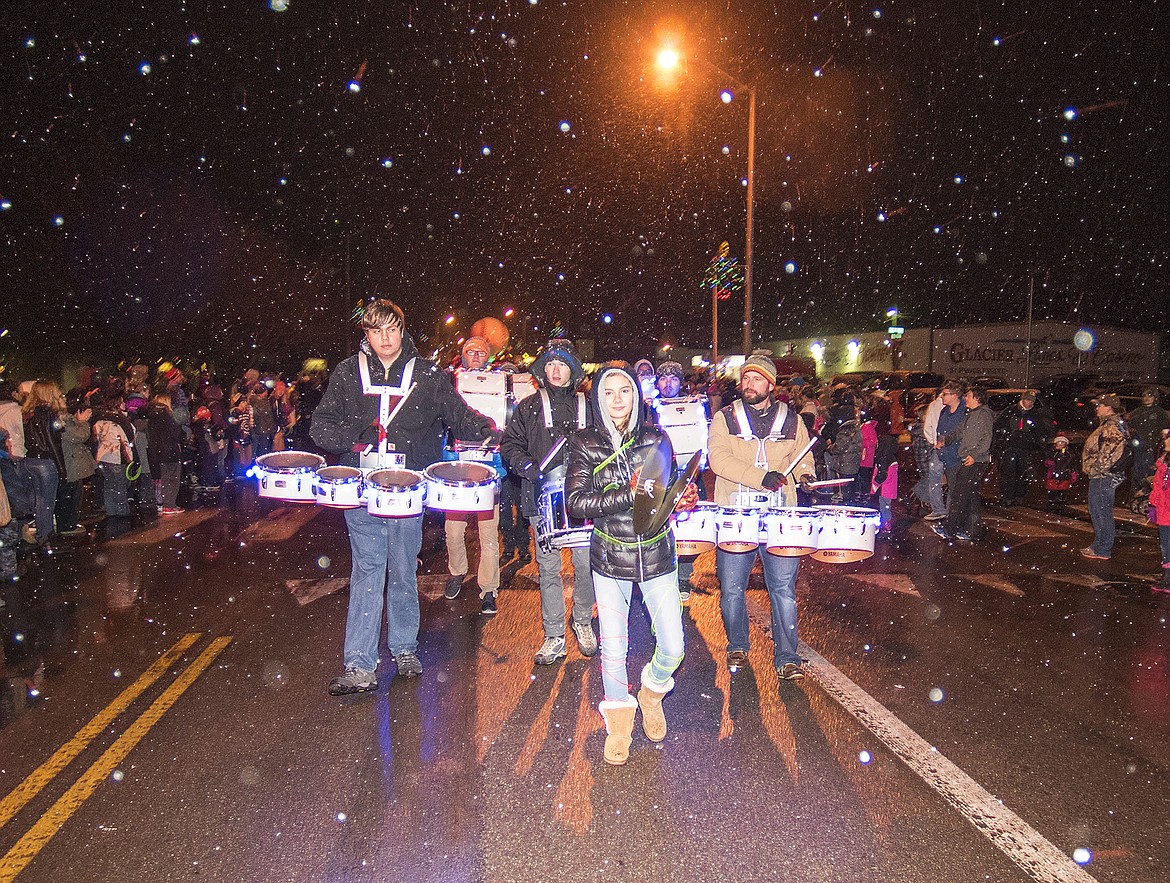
565, 362, 685, 766
501, 339, 597, 664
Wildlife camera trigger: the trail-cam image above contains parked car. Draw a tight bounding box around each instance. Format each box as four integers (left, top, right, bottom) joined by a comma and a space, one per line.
1036, 374, 1105, 429
1071, 382, 1170, 424
830, 371, 885, 387
871, 371, 944, 391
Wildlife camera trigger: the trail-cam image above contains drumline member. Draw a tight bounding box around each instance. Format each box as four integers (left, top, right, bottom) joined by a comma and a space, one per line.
652, 359, 709, 600
708, 352, 816, 682
443, 336, 504, 614
565, 362, 689, 766
500, 339, 597, 663
311, 299, 495, 695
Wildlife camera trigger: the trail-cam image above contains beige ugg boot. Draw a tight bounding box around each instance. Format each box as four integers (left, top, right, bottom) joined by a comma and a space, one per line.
598, 696, 639, 765
637, 664, 675, 743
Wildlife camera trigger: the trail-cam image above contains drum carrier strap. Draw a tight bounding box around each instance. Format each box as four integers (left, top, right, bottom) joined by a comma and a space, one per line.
730, 399, 799, 504
358, 351, 417, 457
538, 390, 587, 433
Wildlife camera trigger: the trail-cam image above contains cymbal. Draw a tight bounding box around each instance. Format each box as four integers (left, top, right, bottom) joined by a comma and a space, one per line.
644, 450, 703, 538
632, 436, 674, 536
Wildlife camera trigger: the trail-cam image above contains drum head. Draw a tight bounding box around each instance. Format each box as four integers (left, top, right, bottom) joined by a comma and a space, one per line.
426, 461, 495, 484
316, 466, 362, 481
257, 452, 324, 472
367, 469, 423, 489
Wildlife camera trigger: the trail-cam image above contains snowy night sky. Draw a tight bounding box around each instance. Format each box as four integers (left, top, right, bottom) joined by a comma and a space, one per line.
1, 1, 1166, 367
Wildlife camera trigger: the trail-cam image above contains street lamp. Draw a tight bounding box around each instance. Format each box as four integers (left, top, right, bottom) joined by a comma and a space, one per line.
656, 45, 757, 357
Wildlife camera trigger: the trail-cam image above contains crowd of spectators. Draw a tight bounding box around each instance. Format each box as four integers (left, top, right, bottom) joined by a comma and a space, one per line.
2, 357, 1167, 589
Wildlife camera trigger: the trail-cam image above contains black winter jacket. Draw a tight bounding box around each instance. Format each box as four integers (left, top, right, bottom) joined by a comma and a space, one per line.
500, 380, 591, 517
565, 364, 676, 581
311, 334, 493, 470
146, 405, 185, 473
23, 406, 66, 472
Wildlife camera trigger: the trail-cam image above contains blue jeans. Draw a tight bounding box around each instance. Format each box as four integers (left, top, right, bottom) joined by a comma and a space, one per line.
25, 457, 59, 542
1087, 476, 1118, 557
342, 507, 423, 671
1159, 525, 1170, 568
252, 432, 275, 461
593, 570, 684, 701
717, 546, 801, 667
924, 451, 946, 516
98, 462, 130, 516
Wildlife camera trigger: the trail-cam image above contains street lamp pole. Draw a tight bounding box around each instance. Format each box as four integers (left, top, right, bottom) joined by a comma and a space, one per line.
743, 84, 756, 357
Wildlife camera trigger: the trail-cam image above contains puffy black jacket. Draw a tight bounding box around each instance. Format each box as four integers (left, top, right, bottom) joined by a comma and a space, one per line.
565, 363, 676, 581
311, 334, 493, 470
500, 373, 591, 517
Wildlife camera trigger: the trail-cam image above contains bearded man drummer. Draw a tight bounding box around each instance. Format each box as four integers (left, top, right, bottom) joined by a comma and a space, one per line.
311, 298, 495, 695
708, 352, 817, 682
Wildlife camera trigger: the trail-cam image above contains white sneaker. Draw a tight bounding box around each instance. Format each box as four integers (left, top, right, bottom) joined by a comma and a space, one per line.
534, 635, 567, 665
572, 622, 598, 657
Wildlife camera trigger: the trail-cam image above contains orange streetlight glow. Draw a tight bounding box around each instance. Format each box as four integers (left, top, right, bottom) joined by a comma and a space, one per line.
656, 47, 680, 71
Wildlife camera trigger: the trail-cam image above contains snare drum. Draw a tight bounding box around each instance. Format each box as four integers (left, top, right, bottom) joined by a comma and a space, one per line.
670, 502, 718, 555
656, 397, 709, 466
534, 465, 592, 552
716, 507, 762, 553
763, 507, 822, 557
314, 466, 365, 508
812, 506, 880, 563
424, 461, 499, 512
254, 452, 325, 502
365, 469, 427, 518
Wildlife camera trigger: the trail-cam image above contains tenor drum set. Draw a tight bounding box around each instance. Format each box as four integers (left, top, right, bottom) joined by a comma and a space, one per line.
253, 451, 498, 518
670, 502, 881, 563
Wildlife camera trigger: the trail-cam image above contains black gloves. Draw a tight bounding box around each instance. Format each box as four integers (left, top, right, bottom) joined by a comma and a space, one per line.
356, 423, 383, 448
762, 471, 787, 492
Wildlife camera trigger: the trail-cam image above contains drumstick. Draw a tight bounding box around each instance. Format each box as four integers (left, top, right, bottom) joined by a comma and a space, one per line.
539, 436, 567, 473
781, 434, 819, 478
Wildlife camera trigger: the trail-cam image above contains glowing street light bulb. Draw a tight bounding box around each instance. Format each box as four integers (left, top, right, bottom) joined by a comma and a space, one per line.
656, 48, 680, 70
444, 314, 455, 325
504, 307, 515, 318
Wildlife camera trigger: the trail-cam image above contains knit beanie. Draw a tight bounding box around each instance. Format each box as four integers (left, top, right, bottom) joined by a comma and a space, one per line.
741, 351, 777, 385
656, 360, 684, 380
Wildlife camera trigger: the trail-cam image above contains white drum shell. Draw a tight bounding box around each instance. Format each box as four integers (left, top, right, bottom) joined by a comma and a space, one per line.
365, 469, 427, 518
534, 466, 592, 552
314, 466, 365, 509
424, 462, 499, 513
763, 508, 822, 557
657, 399, 708, 466
671, 502, 719, 555
716, 507, 762, 553
255, 452, 325, 503
511, 373, 538, 402
812, 506, 880, 563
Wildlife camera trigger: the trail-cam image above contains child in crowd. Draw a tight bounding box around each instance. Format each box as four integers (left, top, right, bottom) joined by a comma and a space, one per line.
1146, 429, 1170, 591
1044, 433, 1078, 511
871, 428, 899, 534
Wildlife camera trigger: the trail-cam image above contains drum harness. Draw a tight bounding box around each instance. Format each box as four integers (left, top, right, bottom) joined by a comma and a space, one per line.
358, 350, 416, 470
730, 399, 798, 508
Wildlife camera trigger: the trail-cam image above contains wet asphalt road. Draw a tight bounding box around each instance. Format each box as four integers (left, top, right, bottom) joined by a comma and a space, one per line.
1, 483, 1168, 883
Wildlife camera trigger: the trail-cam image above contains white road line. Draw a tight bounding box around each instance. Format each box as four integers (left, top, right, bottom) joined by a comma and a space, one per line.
744, 598, 1096, 883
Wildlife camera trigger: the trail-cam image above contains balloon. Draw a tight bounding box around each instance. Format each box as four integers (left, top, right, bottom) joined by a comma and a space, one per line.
470, 317, 509, 354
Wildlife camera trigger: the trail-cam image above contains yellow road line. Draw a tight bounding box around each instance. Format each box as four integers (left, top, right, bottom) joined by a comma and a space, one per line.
0, 632, 202, 830
0, 637, 232, 883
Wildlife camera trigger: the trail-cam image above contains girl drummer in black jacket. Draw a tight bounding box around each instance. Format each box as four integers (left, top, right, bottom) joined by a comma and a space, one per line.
565, 362, 687, 766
